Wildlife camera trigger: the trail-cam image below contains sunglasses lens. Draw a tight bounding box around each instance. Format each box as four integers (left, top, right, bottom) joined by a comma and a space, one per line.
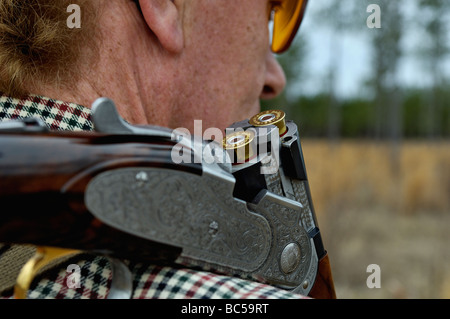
271, 0, 308, 53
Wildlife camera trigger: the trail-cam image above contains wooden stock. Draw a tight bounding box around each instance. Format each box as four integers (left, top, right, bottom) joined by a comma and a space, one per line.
308, 253, 337, 299
0, 131, 201, 263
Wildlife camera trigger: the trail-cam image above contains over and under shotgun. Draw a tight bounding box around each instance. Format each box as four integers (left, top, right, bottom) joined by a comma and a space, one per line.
0, 98, 336, 299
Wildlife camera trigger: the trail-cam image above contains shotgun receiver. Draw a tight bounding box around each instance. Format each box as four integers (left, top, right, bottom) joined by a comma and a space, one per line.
0, 98, 336, 299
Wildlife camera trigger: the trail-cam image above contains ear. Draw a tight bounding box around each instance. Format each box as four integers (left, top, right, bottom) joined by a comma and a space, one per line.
138, 0, 184, 54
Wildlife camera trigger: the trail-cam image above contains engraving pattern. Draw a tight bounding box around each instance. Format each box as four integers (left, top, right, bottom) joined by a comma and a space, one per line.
85, 168, 271, 272
248, 192, 313, 288
291, 180, 315, 231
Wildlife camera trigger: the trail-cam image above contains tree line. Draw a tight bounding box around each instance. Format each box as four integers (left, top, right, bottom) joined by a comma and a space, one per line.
262, 0, 450, 140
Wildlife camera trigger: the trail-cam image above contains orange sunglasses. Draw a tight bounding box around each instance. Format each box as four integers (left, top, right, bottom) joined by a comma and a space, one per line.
132, 0, 308, 54
270, 0, 309, 53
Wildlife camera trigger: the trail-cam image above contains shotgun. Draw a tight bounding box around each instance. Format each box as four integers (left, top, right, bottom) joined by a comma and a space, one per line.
0, 98, 336, 299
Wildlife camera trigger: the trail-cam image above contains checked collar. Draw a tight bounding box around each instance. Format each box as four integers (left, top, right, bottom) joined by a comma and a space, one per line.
0, 93, 93, 131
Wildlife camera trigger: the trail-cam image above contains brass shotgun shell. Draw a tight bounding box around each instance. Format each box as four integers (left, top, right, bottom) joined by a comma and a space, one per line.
223, 130, 256, 164
249, 110, 287, 136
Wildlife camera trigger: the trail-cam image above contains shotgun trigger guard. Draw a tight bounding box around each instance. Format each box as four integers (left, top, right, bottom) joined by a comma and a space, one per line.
14, 247, 79, 299
14, 247, 133, 299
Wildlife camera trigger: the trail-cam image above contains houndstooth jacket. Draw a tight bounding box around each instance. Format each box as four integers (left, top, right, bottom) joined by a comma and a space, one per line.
0, 93, 308, 299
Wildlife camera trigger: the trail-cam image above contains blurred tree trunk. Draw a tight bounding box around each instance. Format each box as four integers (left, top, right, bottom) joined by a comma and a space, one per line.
369, 0, 404, 144
314, 0, 359, 141
365, 0, 405, 180
327, 28, 342, 142
419, 0, 449, 140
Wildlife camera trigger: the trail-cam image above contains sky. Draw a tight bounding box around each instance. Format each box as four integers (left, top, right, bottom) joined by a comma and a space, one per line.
292, 0, 450, 99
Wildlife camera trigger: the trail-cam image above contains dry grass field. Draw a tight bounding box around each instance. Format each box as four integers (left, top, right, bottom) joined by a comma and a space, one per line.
300, 139, 450, 299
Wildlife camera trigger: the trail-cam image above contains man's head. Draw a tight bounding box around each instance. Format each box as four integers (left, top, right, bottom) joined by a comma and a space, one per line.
0, 0, 307, 132
0, 0, 98, 98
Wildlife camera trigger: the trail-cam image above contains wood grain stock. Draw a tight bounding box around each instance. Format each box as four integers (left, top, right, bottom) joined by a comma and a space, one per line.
308, 253, 337, 299
0, 131, 201, 263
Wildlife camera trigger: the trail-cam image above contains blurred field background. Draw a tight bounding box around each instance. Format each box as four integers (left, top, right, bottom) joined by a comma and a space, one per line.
302, 139, 450, 299
262, 0, 450, 298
